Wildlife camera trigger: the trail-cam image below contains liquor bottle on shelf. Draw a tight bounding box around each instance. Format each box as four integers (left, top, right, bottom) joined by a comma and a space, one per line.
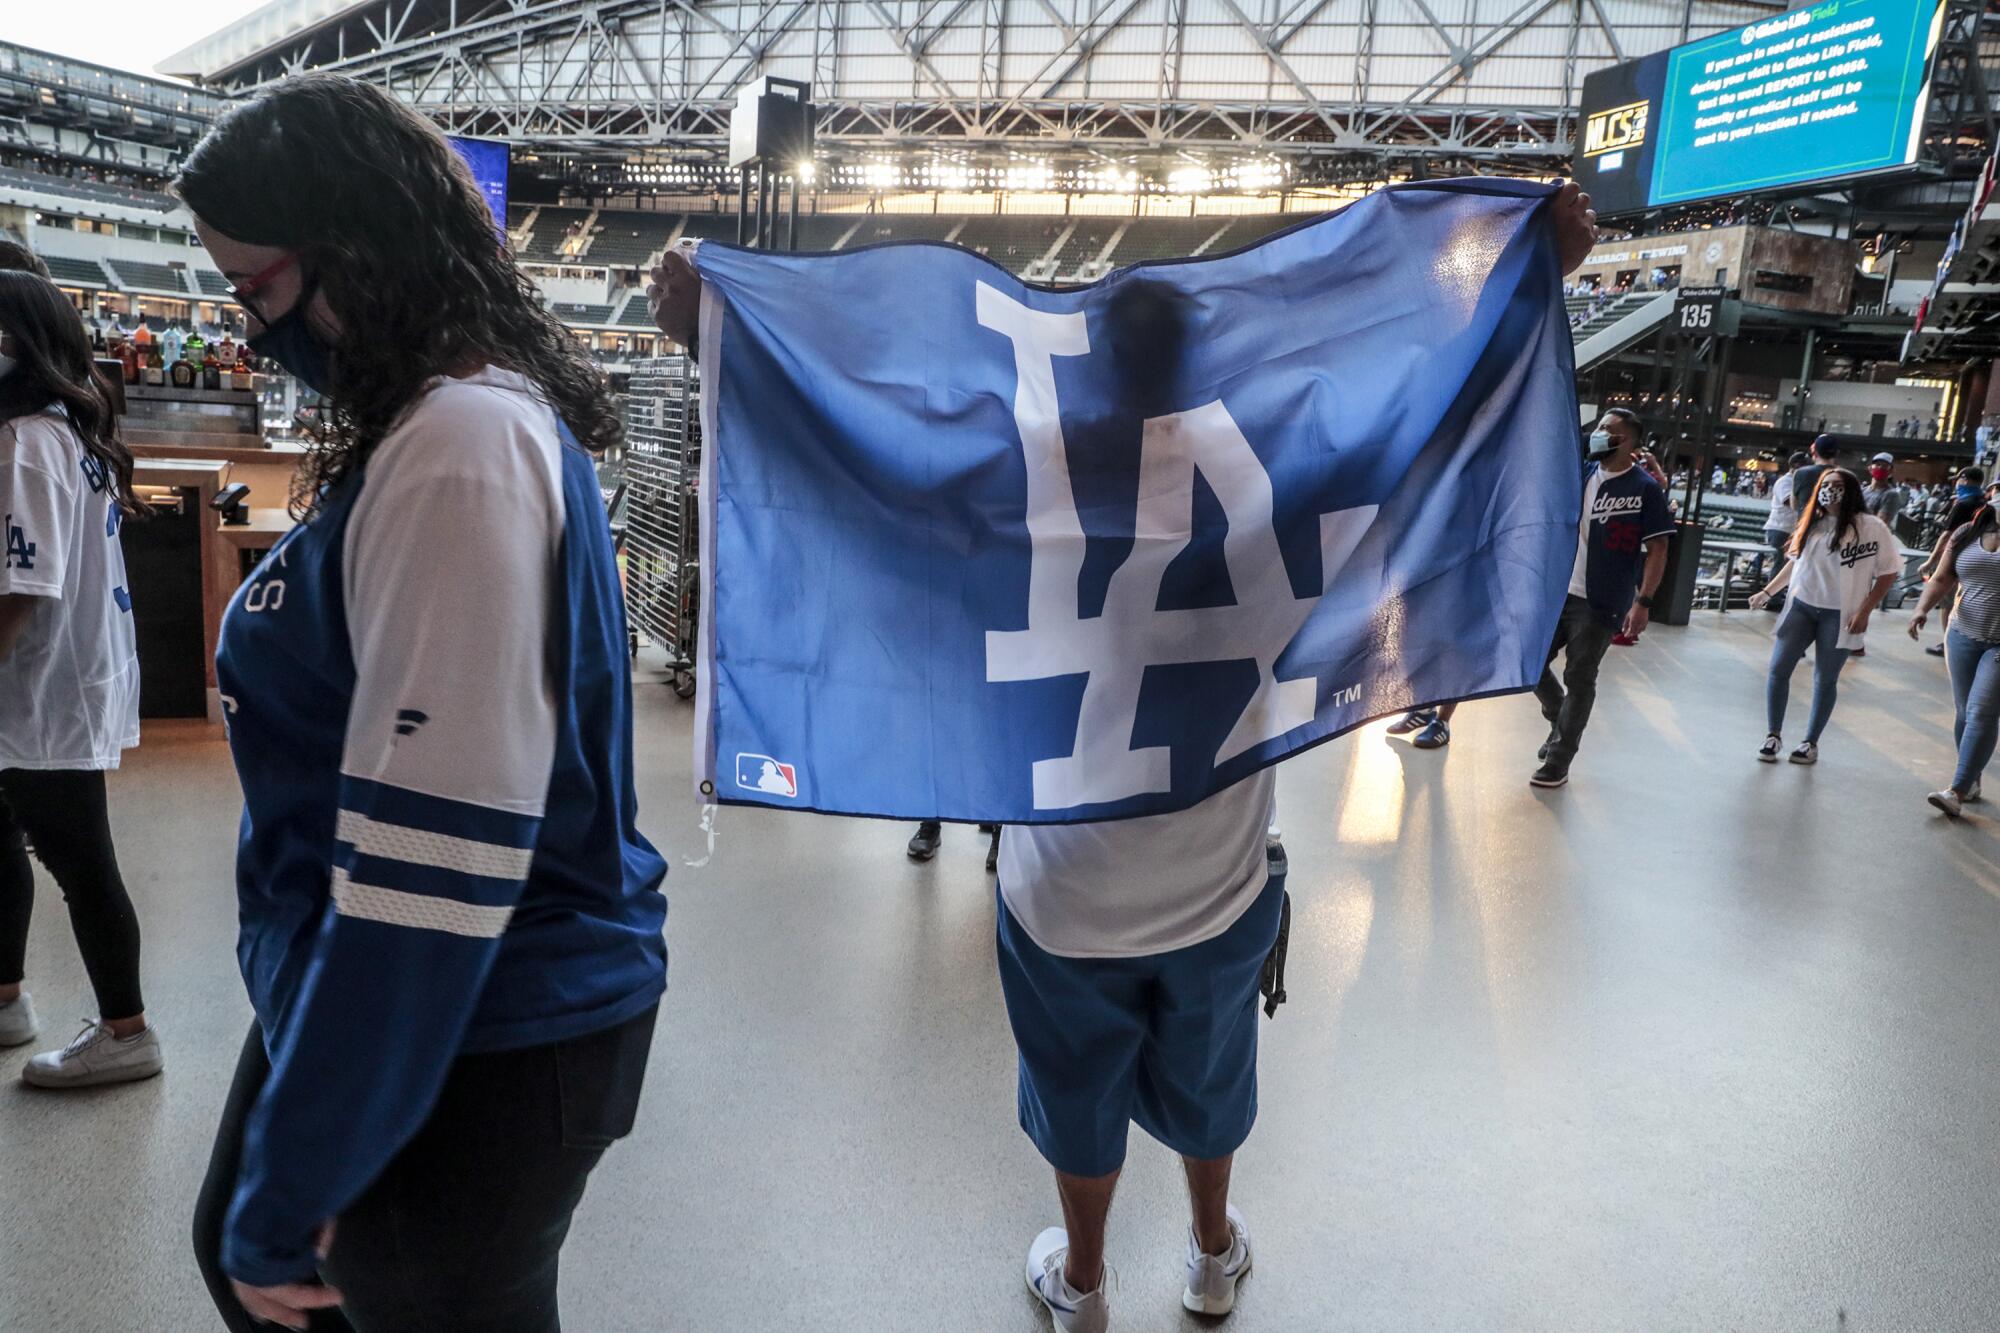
183, 331, 205, 375
162, 326, 184, 368
115, 337, 139, 385
132, 321, 154, 359
202, 344, 223, 391
169, 350, 196, 389
216, 331, 237, 372
230, 347, 253, 392
144, 341, 165, 387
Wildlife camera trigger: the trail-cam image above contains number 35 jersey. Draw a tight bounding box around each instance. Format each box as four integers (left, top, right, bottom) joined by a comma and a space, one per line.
213, 366, 668, 1286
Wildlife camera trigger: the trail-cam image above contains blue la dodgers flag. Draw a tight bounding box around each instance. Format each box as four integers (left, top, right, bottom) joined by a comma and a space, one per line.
689, 178, 1581, 823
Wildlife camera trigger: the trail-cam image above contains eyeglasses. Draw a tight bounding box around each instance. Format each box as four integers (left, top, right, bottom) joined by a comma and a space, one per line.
227, 252, 301, 329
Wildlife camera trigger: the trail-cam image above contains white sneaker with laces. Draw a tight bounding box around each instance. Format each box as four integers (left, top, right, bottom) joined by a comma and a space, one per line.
1788, 741, 1818, 765
0, 992, 38, 1047
1183, 1205, 1253, 1316
1757, 734, 1781, 763
22, 1020, 164, 1089
1929, 789, 1964, 819
1025, 1227, 1110, 1333
1967, 778, 1983, 803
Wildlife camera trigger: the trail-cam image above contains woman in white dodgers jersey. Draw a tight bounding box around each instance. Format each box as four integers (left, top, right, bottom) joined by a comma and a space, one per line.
178, 77, 668, 1333
0, 269, 158, 1089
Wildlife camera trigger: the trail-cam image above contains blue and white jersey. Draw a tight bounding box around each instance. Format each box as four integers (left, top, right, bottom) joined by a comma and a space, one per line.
214, 366, 667, 1286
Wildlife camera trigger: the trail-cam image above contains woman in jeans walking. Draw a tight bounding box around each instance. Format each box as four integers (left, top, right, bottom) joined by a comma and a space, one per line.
1909, 501, 2000, 817
0, 268, 160, 1089
1748, 468, 1901, 765
179, 76, 668, 1332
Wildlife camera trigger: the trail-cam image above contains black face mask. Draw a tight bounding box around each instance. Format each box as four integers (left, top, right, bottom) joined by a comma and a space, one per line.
247, 274, 333, 394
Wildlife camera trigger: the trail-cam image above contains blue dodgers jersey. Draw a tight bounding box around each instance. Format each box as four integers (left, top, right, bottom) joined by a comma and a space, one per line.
1577, 461, 1674, 620
213, 369, 666, 1284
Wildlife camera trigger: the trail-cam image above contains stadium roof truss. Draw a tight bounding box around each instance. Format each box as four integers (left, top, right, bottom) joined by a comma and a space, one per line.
164, 0, 1790, 185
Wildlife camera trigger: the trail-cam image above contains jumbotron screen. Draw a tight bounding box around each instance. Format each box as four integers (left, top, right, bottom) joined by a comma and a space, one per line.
1575, 0, 1946, 213
447, 135, 511, 229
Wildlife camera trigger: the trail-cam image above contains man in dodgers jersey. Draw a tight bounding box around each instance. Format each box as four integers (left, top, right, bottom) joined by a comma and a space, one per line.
1530, 407, 1673, 789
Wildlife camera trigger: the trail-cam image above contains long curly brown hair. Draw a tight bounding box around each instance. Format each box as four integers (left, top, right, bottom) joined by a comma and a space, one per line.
0, 270, 139, 515
172, 74, 620, 518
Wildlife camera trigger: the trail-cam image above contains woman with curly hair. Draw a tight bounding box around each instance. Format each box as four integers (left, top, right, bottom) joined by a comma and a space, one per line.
180, 74, 667, 1332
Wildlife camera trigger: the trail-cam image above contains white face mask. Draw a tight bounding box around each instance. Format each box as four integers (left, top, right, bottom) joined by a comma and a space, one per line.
1817, 485, 1841, 509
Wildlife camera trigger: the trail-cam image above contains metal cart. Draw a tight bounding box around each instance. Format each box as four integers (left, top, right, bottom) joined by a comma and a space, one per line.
621, 356, 701, 699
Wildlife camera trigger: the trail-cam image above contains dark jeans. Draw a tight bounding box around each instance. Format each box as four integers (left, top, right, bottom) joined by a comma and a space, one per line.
194, 1005, 657, 1333
1763, 529, 1792, 609
1533, 595, 1618, 766
0, 767, 145, 1019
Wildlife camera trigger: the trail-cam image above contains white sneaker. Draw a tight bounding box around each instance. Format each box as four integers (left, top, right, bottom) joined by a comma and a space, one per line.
1025, 1227, 1110, 1333
1929, 789, 1964, 819
1788, 741, 1818, 765
1183, 1205, 1253, 1316
22, 1020, 164, 1089
1967, 779, 1983, 803
0, 992, 38, 1047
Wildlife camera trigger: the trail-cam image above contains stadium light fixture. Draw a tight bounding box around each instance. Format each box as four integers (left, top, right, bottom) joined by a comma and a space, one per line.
1006, 160, 1052, 192
864, 161, 898, 189
1238, 161, 1282, 192
796, 161, 816, 183
1168, 166, 1212, 195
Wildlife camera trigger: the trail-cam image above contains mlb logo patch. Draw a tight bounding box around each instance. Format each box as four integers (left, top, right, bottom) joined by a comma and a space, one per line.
736, 753, 798, 799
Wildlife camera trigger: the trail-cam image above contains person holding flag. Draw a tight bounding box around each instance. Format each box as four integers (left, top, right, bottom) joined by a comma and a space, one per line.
650, 179, 1599, 1330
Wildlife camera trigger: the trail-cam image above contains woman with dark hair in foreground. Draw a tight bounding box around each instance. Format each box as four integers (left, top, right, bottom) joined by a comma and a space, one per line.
178, 74, 668, 1332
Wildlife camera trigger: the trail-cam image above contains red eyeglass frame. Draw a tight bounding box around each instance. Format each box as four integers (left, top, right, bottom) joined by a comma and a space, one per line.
227, 252, 302, 327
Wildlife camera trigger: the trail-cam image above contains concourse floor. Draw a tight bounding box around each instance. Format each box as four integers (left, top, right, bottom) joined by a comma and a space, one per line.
2, 611, 1997, 1332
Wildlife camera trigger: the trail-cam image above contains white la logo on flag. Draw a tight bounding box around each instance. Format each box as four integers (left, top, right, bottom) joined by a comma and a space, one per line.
977, 282, 1380, 810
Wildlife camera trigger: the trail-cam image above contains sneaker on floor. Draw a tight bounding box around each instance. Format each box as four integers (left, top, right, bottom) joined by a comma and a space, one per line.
1929, 789, 1964, 819
1757, 734, 1782, 763
1387, 709, 1434, 736
1529, 760, 1570, 789
21, 1020, 163, 1089
1926, 642, 1947, 657
1966, 779, 1983, 803
1788, 741, 1818, 766
1183, 1205, 1254, 1316
1411, 718, 1450, 750
1025, 1228, 1109, 1333
907, 821, 942, 862
0, 992, 38, 1048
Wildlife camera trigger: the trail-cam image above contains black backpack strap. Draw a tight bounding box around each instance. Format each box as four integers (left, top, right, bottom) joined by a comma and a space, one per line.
1259, 886, 1291, 1019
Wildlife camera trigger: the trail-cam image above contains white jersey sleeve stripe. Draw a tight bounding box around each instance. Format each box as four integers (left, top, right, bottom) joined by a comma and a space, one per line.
330, 867, 516, 939
335, 810, 536, 880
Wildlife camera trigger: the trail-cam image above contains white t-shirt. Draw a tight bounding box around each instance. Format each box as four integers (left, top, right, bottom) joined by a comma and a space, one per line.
1766, 473, 1795, 531
0, 410, 141, 769
998, 767, 1275, 959
1783, 512, 1901, 650
1567, 466, 1608, 598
